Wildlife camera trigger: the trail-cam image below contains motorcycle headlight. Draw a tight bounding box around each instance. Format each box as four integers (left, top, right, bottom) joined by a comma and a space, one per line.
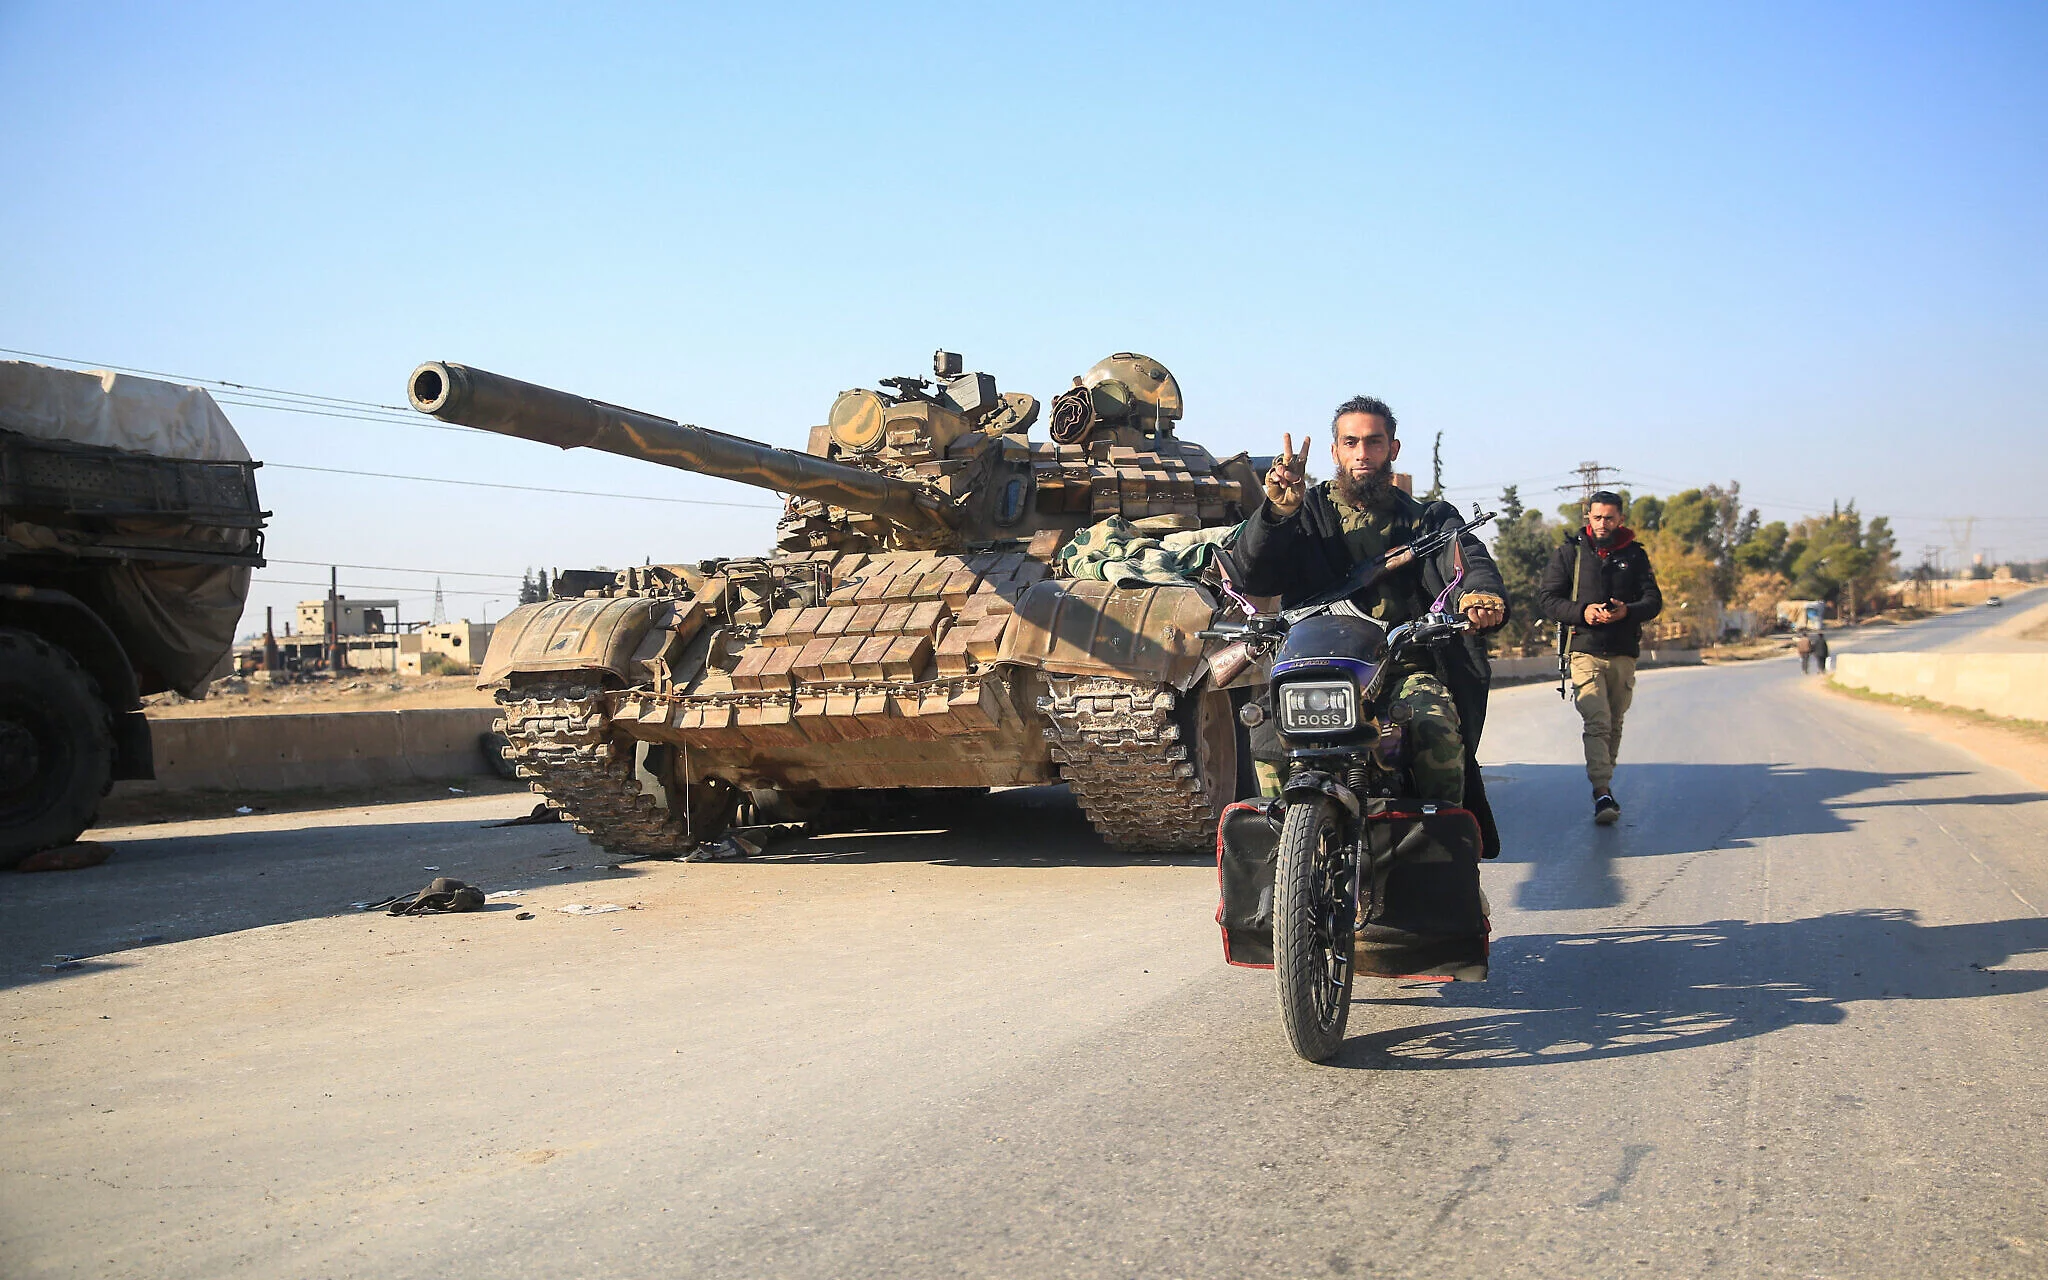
1277, 679, 1358, 735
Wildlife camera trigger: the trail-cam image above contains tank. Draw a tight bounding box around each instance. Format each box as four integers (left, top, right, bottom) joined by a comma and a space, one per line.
407, 350, 1267, 856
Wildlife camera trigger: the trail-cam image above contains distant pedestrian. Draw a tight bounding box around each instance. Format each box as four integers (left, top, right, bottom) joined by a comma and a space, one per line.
1536, 492, 1663, 825
1795, 630, 1815, 673
1809, 627, 1829, 675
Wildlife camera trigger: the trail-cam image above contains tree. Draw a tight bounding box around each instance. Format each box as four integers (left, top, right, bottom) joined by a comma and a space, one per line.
1787, 503, 1893, 618
1422, 431, 1445, 502
1734, 521, 1790, 573
1734, 569, 1790, 636
1641, 528, 1725, 644
1489, 485, 1563, 655
517, 567, 547, 605
1629, 494, 1665, 533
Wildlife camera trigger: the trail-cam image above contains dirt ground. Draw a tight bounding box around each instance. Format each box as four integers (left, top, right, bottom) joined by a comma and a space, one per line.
1819, 680, 2048, 793
145, 671, 497, 718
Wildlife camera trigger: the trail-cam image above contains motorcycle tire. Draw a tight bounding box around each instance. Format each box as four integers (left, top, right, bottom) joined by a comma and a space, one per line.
1273, 795, 1354, 1062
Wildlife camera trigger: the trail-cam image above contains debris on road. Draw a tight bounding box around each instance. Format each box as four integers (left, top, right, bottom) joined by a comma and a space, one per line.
557, 903, 626, 915
368, 877, 487, 915
483, 803, 564, 829
15, 843, 113, 873
686, 832, 761, 862
515, 911, 535, 920
41, 955, 84, 972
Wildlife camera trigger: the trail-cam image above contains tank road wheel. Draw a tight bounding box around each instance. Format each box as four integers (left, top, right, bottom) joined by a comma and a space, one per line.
0, 629, 113, 868
1274, 796, 1354, 1063
1040, 676, 1246, 854
494, 681, 729, 858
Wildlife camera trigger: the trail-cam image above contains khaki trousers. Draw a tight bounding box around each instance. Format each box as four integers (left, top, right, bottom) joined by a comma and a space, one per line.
1569, 653, 1636, 791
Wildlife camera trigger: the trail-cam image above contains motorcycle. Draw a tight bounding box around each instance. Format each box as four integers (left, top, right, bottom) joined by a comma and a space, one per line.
1206, 510, 1496, 1063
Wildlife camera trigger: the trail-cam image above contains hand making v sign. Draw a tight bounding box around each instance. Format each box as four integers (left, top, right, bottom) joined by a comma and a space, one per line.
1264, 432, 1311, 515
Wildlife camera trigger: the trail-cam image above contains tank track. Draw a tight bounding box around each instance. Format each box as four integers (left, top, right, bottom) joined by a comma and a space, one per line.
1039, 675, 1221, 854
493, 681, 688, 859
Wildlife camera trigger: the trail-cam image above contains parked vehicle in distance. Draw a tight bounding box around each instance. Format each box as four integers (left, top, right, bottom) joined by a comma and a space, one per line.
1986, 595, 2003, 607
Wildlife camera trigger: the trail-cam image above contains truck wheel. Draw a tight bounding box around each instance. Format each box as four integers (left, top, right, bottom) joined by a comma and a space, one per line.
0, 629, 114, 868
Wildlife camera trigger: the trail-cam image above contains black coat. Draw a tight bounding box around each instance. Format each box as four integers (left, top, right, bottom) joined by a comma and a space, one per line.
1234, 483, 1508, 856
1535, 531, 1664, 659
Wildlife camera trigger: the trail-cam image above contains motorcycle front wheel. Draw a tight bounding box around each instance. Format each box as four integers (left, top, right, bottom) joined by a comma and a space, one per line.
1273, 795, 1355, 1062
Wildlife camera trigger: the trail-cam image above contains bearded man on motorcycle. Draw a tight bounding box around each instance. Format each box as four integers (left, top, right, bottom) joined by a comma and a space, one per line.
1234, 396, 1509, 854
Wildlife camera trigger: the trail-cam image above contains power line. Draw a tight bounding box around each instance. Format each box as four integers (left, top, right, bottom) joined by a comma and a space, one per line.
265, 557, 525, 581
263, 462, 781, 508
213, 396, 457, 432
249, 575, 503, 597
0, 345, 415, 415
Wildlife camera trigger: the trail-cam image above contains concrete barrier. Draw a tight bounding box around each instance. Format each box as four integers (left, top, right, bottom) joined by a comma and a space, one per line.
1833, 653, 2048, 723
129, 707, 504, 792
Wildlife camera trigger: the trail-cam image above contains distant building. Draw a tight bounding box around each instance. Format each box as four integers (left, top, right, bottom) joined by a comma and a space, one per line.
398, 621, 495, 675
233, 600, 490, 676
297, 596, 400, 638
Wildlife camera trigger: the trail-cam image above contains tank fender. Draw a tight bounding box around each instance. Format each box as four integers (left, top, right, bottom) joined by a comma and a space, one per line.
0, 585, 152, 779
996, 578, 1215, 688
478, 595, 683, 687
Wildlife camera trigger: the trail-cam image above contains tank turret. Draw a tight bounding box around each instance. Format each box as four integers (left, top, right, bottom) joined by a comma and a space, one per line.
410, 352, 1262, 554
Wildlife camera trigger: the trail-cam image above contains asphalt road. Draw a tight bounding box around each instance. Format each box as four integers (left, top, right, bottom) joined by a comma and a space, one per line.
4, 655, 2046, 1279
1828, 585, 2041, 653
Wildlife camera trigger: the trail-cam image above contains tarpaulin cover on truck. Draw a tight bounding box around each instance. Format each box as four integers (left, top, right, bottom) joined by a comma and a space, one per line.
0, 361, 261, 695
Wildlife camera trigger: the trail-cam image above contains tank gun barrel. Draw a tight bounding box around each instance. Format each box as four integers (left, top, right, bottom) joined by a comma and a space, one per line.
407, 361, 956, 534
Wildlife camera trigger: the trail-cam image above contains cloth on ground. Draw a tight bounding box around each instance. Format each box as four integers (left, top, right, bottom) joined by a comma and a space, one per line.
372, 877, 487, 915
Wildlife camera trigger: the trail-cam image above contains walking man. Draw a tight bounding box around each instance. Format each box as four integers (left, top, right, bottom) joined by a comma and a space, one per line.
1808, 626, 1829, 675
1536, 491, 1662, 825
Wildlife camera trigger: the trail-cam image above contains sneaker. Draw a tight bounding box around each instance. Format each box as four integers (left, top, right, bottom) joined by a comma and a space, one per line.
1593, 792, 1621, 825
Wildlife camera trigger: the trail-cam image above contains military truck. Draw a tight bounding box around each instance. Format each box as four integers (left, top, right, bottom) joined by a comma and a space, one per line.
0, 361, 267, 865
409, 351, 1267, 856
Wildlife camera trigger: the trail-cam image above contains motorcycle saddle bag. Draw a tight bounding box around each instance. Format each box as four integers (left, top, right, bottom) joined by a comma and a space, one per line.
1216, 800, 1284, 968
1215, 797, 1489, 981
1357, 798, 1489, 982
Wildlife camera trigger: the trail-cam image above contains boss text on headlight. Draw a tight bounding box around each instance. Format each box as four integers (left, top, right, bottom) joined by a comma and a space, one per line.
1278, 679, 1358, 734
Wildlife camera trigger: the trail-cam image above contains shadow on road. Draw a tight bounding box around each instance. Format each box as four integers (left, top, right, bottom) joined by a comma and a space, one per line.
752, 786, 1208, 869
0, 808, 620, 990
1484, 762, 2036, 912
1, 787, 1173, 989
1332, 908, 2048, 1070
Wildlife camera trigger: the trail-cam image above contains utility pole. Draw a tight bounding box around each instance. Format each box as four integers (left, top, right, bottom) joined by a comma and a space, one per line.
1944, 516, 1979, 580
263, 606, 279, 673
327, 565, 347, 674
432, 578, 448, 626
1555, 461, 1623, 518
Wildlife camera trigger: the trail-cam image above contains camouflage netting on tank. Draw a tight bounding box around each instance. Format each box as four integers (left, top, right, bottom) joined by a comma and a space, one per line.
1056, 516, 1240, 587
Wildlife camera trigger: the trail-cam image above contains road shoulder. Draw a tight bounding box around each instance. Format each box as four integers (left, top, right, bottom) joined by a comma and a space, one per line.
1817, 677, 2048, 792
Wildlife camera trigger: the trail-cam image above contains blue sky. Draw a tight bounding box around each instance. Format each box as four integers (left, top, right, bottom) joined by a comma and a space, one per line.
3, 2, 2043, 632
